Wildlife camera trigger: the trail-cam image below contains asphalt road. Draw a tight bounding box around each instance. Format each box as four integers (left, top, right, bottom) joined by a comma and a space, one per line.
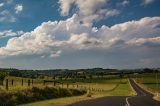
68, 78, 160, 106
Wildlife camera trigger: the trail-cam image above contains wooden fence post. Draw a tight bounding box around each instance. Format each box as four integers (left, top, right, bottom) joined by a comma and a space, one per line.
67, 83, 69, 88
32, 79, 33, 85
54, 82, 56, 86
6, 79, 8, 90
28, 80, 30, 87
43, 80, 45, 85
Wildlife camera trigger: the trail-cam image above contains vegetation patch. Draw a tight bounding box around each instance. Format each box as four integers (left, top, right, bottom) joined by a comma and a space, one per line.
0, 86, 86, 106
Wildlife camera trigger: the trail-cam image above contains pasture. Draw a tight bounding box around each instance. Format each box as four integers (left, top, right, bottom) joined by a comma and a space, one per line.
134, 73, 160, 93
0, 70, 133, 106
18, 76, 133, 106
134, 73, 160, 100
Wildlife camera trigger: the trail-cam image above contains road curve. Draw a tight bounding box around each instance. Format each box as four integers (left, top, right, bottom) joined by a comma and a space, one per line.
68, 78, 160, 106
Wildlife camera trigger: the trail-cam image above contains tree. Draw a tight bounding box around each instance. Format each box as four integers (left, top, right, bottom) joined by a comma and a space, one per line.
0, 71, 8, 85
9, 70, 22, 77
89, 74, 93, 80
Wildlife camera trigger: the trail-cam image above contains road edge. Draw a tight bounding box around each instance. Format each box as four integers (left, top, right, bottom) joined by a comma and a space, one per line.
128, 79, 137, 96
133, 79, 160, 101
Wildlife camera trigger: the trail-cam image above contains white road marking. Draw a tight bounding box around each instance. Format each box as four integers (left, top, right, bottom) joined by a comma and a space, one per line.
125, 97, 131, 106
125, 79, 147, 106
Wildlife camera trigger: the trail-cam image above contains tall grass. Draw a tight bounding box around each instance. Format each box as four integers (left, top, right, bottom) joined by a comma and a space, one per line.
0, 86, 86, 106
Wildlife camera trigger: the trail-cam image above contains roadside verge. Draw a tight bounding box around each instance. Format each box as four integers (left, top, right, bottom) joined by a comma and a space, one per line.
133, 79, 160, 101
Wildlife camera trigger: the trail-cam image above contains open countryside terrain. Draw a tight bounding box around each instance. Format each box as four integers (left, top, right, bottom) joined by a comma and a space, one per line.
0, 68, 160, 106
0, 0, 160, 106
134, 72, 160, 100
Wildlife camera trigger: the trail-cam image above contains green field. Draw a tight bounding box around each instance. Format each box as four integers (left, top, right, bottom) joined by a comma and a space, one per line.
0, 74, 134, 106
134, 73, 160, 93
19, 77, 133, 106
134, 73, 160, 100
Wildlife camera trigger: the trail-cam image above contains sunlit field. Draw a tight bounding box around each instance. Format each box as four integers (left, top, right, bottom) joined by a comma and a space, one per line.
134, 73, 160, 93
134, 73, 160, 100
16, 76, 133, 106
0, 74, 133, 106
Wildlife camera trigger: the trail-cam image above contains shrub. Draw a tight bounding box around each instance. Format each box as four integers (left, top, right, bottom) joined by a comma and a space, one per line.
0, 86, 86, 105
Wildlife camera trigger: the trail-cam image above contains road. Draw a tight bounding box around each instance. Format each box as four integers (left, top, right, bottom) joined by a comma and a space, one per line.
68, 78, 160, 106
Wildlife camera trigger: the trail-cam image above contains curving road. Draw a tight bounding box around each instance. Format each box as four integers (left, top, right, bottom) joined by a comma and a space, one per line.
68, 78, 160, 106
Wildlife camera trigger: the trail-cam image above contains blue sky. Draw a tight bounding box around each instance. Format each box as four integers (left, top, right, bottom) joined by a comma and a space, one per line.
0, 0, 160, 69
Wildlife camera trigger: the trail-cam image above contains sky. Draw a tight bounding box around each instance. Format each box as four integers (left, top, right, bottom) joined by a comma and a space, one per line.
0, 0, 160, 69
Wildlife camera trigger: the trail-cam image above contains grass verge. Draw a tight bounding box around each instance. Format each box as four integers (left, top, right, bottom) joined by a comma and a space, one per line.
20, 78, 133, 106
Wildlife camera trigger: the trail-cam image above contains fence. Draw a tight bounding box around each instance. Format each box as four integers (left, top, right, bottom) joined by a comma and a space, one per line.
2, 78, 106, 92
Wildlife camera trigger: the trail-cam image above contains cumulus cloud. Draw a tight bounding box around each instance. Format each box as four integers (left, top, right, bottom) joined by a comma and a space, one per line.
0, 15, 159, 58
59, 0, 74, 16
15, 4, 23, 14
59, 0, 120, 23
68, 33, 102, 49
127, 37, 160, 46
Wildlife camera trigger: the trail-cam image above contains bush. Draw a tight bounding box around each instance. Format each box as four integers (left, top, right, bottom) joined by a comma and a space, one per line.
0, 86, 86, 105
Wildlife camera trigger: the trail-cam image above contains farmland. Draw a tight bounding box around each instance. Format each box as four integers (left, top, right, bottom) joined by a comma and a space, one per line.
20, 77, 132, 106
0, 68, 134, 106
134, 72, 160, 100
134, 73, 160, 92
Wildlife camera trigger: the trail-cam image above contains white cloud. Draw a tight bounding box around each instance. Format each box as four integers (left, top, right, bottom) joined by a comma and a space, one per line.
117, 0, 129, 7
142, 0, 154, 5
15, 4, 23, 14
59, 0, 74, 16
50, 50, 62, 58
0, 3, 4, 7
59, 0, 120, 23
0, 15, 159, 58
127, 37, 160, 46
0, 10, 16, 22
0, 30, 24, 38
122, 0, 129, 6
68, 33, 102, 49
0, 1, 19, 23
6, 0, 13, 4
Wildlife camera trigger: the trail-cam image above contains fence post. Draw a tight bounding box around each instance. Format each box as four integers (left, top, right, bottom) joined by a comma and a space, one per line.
54, 82, 56, 86
28, 80, 30, 87
32, 79, 33, 85
62, 83, 63, 88
67, 83, 69, 88
43, 80, 45, 85
6, 79, 8, 90
22, 79, 23, 86
11, 79, 14, 86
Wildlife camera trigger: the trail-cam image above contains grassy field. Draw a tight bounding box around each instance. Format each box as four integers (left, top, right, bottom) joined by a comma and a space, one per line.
19, 77, 133, 106
134, 73, 160, 100
134, 73, 160, 93
0, 75, 134, 106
